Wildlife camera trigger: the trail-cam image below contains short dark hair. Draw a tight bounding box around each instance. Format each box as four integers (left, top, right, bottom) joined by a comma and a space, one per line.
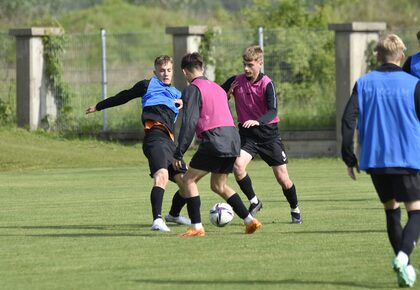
181, 52, 203, 72
154, 55, 173, 69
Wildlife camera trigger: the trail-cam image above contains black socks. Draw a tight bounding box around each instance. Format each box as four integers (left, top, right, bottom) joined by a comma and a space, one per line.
385, 207, 403, 255
237, 174, 256, 201
169, 191, 187, 217
150, 186, 164, 220
227, 193, 249, 219
282, 184, 298, 209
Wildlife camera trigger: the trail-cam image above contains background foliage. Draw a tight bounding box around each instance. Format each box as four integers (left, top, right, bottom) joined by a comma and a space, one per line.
1, 0, 419, 131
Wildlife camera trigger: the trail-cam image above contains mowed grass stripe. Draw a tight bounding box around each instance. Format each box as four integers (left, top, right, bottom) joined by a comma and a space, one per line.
0, 160, 414, 289
0, 130, 415, 289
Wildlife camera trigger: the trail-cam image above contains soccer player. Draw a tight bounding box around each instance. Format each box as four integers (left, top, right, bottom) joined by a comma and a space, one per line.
342, 34, 420, 288
220, 46, 302, 223
172, 52, 262, 237
402, 30, 420, 78
86, 55, 190, 232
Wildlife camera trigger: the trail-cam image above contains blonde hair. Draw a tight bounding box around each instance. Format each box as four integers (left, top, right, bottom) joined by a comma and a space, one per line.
242, 46, 263, 62
154, 55, 173, 69
375, 34, 406, 63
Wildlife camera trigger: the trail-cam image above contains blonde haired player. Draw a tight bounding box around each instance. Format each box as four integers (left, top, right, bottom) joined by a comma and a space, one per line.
342, 34, 420, 287
221, 46, 302, 224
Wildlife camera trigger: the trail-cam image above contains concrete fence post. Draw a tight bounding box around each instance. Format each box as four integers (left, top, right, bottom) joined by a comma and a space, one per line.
9, 27, 63, 130
166, 26, 208, 141
165, 26, 208, 91
328, 22, 387, 156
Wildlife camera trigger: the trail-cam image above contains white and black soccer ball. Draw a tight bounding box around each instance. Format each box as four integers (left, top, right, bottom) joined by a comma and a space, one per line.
209, 202, 234, 227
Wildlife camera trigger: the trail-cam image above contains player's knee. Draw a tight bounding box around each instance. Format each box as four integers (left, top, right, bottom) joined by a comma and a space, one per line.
154, 169, 169, 187
210, 182, 224, 194
233, 162, 246, 177
278, 176, 292, 189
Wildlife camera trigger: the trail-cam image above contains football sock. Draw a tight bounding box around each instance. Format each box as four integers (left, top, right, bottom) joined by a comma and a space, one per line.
243, 215, 254, 224
226, 193, 249, 219
168, 191, 186, 217
282, 184, 298, 209
250, 196, 259, 205
186, 196, 201, 224
191, 223, 203, 230
401, 210, 420, 256
291, 206, 300, 213
385, 207, 402, 255
396, 251, 409, 266
237, 174, 257, 201
150, 186, 164, 220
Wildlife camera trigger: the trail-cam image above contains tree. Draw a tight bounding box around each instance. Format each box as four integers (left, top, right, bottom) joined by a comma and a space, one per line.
239, 0, 336, 129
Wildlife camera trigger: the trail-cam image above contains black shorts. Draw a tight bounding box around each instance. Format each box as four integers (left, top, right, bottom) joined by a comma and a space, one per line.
241, 135, 288, 166
370, 173, 420, 203
190, 150, 236, 174
142, 128, 187, 181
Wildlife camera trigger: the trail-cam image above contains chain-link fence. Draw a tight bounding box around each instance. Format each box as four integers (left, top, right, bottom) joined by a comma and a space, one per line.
1, 27, 419, 133
60, 31, 172, 132
212, 27, 336, 130
0, 32, 16, 124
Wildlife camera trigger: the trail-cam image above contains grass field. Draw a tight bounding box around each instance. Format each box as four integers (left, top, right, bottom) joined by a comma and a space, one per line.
0, 128, 418, 289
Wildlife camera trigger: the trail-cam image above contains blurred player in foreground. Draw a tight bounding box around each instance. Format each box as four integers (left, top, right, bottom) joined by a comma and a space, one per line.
342, 34, 420, 288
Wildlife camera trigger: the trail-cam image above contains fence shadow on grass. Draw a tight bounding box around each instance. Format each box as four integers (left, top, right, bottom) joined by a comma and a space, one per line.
133, 278, 392, 289
0, 223, 188, 238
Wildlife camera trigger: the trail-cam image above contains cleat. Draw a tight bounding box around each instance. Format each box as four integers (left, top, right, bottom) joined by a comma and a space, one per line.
165, 213, 191, 225
291, 211, 302, 224
248, 200, 263, 217
151, 218, 170, 232
245, 218, 262, 234
177, 228, 205, 237
393, 258, 416, 287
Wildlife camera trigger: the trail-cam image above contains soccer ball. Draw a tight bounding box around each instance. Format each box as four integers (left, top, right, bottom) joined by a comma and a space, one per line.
209, 203, 234, 227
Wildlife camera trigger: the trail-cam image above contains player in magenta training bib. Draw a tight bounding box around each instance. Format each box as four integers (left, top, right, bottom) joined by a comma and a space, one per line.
172, 52, 262, 237
221, 46, 302, 224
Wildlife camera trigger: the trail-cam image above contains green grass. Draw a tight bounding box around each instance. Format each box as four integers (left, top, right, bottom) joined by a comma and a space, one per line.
0, 128, 418, 289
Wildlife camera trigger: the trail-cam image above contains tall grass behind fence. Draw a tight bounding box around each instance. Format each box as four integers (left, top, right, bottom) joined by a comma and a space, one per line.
212, 27, 336, 131
1, 27, 419, 133
0, 33, 16, 124
60, 31, 172, 132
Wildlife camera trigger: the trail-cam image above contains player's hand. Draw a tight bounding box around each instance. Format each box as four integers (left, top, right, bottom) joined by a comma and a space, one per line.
347, 165, 360, 180
85, 106, 97, 114
174, 99, 183, 109
172, 159, 183, 171
242, 120, 260, 128
227, 80, 238, 99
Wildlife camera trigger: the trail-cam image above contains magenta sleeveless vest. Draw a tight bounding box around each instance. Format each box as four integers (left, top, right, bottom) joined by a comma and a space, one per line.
191, 78, 235, 138
233, 74, 279, 124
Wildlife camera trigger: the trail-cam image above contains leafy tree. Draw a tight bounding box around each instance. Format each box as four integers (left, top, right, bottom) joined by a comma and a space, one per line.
237, 0, 336, 129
